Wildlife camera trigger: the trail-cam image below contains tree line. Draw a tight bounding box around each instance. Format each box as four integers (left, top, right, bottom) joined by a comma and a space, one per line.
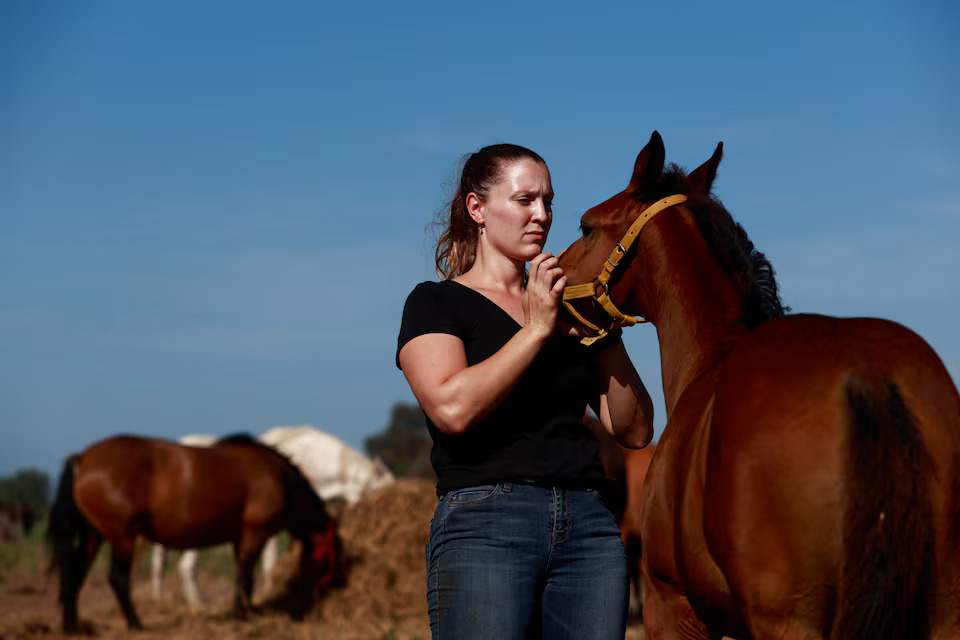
0, 467, 50, 541
365, 403, 434, 480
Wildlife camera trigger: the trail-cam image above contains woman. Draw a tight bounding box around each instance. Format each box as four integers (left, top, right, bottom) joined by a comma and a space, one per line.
396, 143, 653, 639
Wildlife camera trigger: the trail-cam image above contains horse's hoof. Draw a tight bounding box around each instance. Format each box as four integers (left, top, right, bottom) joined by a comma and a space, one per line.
63, 620, 97, 636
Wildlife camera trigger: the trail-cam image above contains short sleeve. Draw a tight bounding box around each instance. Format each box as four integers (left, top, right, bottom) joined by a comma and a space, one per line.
396, 281, 461, 368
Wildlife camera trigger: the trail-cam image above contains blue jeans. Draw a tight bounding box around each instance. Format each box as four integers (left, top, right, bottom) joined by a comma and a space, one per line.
426, 483, 629, 640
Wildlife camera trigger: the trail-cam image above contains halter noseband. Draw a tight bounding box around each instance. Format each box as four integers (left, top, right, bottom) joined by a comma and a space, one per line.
560, 194, 688, 345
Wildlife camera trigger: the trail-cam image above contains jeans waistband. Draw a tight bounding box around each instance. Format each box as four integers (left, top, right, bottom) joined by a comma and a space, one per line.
438, 478, 613, 499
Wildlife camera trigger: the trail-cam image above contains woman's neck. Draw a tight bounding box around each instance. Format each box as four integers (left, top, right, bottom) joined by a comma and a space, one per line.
457, 249, 525, 294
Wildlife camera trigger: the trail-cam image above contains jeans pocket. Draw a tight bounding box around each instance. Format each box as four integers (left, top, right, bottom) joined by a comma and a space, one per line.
448, 484, 502, 507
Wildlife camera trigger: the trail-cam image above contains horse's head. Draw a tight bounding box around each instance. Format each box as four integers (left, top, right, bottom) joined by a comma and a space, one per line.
558, 131, 724, 338
280, 517, 347, 621
309, 517, 347, 590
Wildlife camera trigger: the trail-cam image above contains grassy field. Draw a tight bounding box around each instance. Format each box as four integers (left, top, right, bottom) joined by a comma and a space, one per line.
0, 526, 281, 587
0, 527, 48, 583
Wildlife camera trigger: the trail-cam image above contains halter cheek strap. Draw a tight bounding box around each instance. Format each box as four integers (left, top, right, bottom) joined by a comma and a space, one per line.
560, 194, 688, 345
312, 522, 340, 587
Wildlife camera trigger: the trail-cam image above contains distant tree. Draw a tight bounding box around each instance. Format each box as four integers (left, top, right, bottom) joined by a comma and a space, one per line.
0, 472, 44, 507
0, 467, 50, 537
11, 468, 51, 509
365, 403, 434, 479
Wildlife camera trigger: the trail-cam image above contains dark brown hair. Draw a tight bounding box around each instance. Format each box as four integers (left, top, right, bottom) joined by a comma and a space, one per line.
434, 143, 547, 279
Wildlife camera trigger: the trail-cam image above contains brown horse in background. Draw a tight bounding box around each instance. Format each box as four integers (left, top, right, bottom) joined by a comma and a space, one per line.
588, 415, 657, 615
620, 443, 656, 614
559, 131, 960, 639
48, 434, 345, 633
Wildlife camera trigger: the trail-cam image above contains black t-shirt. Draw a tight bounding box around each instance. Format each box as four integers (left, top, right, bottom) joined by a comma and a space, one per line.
396, 279, 609, 495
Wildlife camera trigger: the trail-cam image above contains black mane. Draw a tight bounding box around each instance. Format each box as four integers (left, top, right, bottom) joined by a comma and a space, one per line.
216, 433, 330, 519
644, 164, 787, 326
217, 432, 262, 447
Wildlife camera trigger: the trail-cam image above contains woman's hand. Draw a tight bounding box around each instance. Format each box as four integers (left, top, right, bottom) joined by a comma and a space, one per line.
522, 252, 566, 338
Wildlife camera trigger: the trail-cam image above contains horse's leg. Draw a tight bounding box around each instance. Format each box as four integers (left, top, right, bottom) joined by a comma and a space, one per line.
729, 556, 831, 640
177, 549, 203, 611
232, 531, 270, 619
150, 544, 165, 600
260, 535, 278, 595
623, 533, 643, 619
643, 577, 719, 640
107, 537, 143, 630
62, 529, 103, 632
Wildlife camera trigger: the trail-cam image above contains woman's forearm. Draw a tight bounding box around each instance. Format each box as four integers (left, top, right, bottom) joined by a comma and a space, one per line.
592, 338, 654, 448
425, 326, 550, 435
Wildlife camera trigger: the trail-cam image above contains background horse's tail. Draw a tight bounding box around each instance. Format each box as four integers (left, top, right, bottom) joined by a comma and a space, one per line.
46, 455, 94, 609
833, 376, 935, 640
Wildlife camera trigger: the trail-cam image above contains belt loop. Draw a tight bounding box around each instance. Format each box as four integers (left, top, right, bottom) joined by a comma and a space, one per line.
503, 482, 512, 493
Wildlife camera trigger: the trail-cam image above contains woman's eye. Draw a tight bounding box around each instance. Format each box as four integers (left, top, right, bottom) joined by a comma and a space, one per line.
580, 224, 592, 237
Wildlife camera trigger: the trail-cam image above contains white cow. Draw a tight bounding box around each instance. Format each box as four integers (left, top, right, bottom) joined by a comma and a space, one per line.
150, 426, 394, 609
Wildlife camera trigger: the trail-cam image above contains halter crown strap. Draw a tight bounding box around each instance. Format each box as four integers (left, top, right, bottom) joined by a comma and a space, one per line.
562, 194, 688, 345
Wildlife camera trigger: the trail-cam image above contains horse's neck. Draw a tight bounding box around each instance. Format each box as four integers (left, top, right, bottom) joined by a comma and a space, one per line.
644, 233, 747, 415
655, 311, 743, 416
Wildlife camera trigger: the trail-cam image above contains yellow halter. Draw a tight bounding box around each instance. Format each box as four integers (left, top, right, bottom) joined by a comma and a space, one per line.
560, 194, 687, 345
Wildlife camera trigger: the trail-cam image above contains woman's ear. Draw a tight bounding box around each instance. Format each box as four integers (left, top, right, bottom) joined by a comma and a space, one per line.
466, 192, 484, 225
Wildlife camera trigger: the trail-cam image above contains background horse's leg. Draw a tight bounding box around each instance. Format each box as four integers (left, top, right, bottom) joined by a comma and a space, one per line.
232, 531, 270, 619
260, 535, 278, 595
150, 543, 165, 600
62, 530, 103, 633
107, 538, 142, 629
622, 533, 643, 619
177, 549, 203, 611
177, 549, 203, 613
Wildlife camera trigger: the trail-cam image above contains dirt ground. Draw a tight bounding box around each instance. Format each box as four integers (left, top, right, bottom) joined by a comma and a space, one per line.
0, 479, 644, 639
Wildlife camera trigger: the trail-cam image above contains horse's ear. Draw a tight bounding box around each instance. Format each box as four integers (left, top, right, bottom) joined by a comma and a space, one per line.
628, 131, 665, 198
688, 141, 723, 194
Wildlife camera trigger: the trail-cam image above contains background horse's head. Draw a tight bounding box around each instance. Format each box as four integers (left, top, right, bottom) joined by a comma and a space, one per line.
309, 517, 347, 590
281, 506, 348, 620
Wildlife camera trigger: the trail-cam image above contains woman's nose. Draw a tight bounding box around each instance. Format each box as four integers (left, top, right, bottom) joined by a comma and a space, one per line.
532, 200, 549, 222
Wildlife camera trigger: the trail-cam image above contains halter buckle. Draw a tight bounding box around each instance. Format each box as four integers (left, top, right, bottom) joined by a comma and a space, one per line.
605, 243, 627, 269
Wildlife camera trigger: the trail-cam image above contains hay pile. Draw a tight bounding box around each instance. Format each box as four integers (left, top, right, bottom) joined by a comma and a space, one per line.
275, 477, 437, 638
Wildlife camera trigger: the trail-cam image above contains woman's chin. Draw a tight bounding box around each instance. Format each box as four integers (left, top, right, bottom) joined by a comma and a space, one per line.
520, 244, 546, 260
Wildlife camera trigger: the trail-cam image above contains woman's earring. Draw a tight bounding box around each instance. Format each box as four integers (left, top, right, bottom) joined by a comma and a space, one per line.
478, 221, 485, 236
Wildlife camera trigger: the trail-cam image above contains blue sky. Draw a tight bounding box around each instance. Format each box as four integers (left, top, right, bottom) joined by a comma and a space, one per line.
2, 1, 958, 480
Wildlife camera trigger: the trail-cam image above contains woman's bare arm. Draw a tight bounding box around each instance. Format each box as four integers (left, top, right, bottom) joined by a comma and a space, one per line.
399, 252, 566, 435
590, 337, 654, 449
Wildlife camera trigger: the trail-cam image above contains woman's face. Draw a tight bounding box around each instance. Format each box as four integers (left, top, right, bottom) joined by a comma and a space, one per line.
475, 158, 554, 263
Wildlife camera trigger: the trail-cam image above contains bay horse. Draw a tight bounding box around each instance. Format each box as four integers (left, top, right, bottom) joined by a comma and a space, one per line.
48, 433, 345, 633
152, 426, 392, 609
558, 131, 960, 639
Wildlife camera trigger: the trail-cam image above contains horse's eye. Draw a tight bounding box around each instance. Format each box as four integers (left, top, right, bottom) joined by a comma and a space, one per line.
580, 223, 592, 238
